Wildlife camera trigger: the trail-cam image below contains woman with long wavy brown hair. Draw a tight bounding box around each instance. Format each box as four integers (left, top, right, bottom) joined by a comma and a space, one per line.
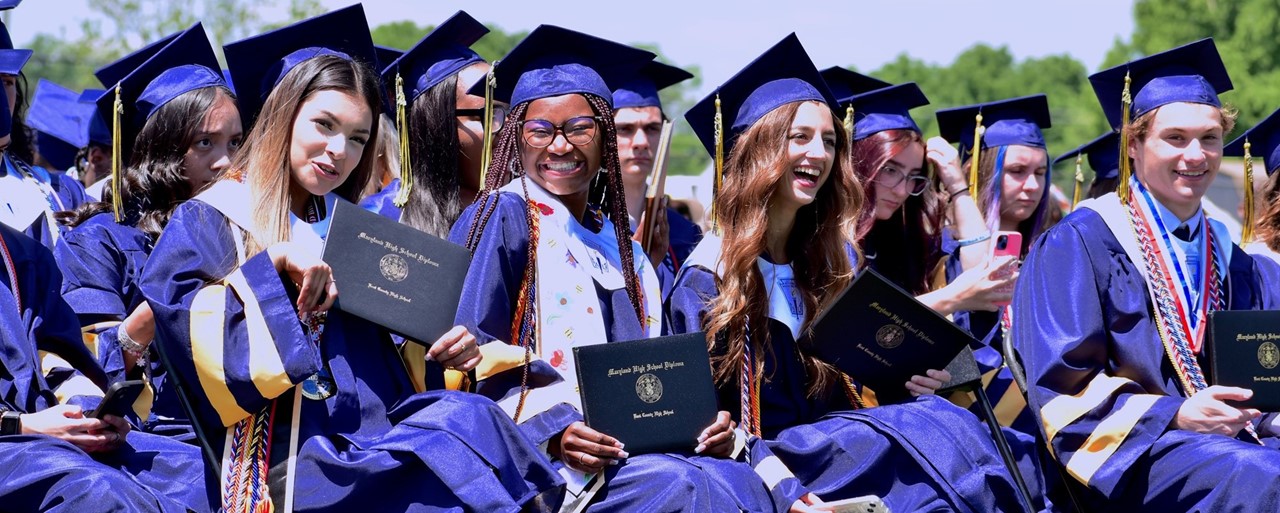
668, 35, 1034, 512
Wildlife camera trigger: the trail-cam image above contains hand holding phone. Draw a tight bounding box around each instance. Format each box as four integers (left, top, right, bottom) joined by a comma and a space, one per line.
990, 231, 1023, 306
90, 380, 144, 420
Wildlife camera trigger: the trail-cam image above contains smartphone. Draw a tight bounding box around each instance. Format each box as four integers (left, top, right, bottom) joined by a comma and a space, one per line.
991, 231, 1023, 306
822, 495, 890, 513
90, 379, 145, 420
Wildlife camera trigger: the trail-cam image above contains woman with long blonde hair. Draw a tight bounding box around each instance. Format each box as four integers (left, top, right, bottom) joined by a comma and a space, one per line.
139, 7, 558, 512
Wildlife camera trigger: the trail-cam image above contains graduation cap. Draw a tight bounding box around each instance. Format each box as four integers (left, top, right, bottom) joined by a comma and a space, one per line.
28, 79, 94, 170
685, 33, 838, 162
1090, 38, 1231, 130
94, 31, 181, 88
1226, 108, 1280, 243
843, 82, 929, 141
820, 66, 890, 104
472, 24, 655, 107
0, 0, 30, 75
935, 94, 1052, 156
936, 95, 1051, 203
375, 45, 404, 73
383, 10, 487, 103
1054, 131, 1119, 206
224, 4, 378, 127
1054, 132, 1120, 180
77, 89, 111, 147
1088, 38, 1232, 199
382, 10, 488, 208
95, 22, 225, 221
612, 60, 694, 111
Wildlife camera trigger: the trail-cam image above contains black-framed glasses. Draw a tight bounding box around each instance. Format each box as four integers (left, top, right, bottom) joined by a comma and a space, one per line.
456, 106, 508, 133
521, 116, 601, 149
873, 166, 930, 196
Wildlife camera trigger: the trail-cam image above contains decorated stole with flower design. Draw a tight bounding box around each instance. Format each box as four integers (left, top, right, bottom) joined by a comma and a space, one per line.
1079, 185, 1257, 442
495, 177, 662, 425
198, 180, 339, 512
683, 234, 869, 438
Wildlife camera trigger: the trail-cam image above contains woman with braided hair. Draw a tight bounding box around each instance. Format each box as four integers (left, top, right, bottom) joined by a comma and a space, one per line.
666, 35, 1037, 512
449, 25, 780, 512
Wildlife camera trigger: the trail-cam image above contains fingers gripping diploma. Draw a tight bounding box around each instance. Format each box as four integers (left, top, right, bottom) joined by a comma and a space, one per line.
1174, 385, 1261, 437
556, 421, 629, 474
427, 325, 482, 372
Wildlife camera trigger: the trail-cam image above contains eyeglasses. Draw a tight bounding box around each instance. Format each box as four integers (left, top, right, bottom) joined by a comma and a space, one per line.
456, 106, 508, 133
872, 166, 930, 196
521, 116, 600, 149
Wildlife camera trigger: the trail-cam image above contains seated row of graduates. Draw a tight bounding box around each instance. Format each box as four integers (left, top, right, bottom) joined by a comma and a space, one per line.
6, 3, 1280, 512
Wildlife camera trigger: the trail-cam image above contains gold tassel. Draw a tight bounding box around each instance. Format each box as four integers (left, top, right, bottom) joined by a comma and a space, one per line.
392, 73, 412, 208
712, 94, 724, 232
477, 62, 498, 188
843, 104, 855, 140
1118, 71, 1133, 201
1243, 138, 1256, 244
1071, 154, 1084, 207
111, 85, 123, 222
969, 112, 983, 202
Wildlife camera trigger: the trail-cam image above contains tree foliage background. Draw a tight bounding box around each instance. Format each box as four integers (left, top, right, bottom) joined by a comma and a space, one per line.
14, 0, 1278, 184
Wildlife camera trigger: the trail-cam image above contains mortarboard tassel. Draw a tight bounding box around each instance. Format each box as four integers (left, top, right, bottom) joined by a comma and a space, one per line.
478, 63, 497, 187
1071, 154, 1084, 207
392, 73, 412, 208
712, 93, 724, 232
843, 104, 855, 140
111, 85, 123, 222
969, 112, 983, 202
1243, 139, 1256, 244
1118, 71, 1133, 201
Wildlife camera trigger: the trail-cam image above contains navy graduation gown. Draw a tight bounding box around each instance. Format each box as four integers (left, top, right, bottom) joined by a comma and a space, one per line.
54, 212, 193, 438
450, 192, 778, 512
1015, 207, 1280, 511
141, 197, 560, 512
654, 207, 702, 298
0, 224, 207, 513
360, 177, 402, 220
667, 254, 1036, 513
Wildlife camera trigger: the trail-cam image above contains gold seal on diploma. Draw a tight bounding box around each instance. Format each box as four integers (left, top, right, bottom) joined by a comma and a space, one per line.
875, 324, 905, 349
379, 254, 409, 283
1259, 341, 1280, 370
636, 373, 663, 403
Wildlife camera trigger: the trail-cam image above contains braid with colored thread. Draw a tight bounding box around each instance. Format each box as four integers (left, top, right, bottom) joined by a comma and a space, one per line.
464, 102, 529, 254
584, 94, 647, 328
511, 176, 542, 422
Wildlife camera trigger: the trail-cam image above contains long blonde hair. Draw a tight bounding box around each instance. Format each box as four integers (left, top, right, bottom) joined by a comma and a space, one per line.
223, 54, 383, 256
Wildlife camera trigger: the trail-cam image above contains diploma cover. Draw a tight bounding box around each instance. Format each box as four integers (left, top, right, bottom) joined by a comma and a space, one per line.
574, 332, 718, 454
1208, 310, 1280, 411
322, 200, 471, 347
811, 268, 976, 402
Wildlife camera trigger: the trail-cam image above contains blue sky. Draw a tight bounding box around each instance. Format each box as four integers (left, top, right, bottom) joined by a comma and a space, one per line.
7, 0, 1135, 98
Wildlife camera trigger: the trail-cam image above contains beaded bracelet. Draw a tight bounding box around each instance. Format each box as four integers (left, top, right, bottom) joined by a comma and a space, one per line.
118, 326, 148, 367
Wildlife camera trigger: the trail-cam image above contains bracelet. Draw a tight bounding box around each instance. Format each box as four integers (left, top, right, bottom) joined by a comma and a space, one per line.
956, 232, 992, 247
948, 186, 970, 202
118, 326, 148, 366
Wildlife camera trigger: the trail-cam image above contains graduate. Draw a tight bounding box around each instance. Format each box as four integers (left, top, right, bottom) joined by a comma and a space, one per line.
1015, 38, 1280, 511
141, 6, 560, 512
53, 23, 240, 440
1226, 107, 1280, 264
1056, 132, 1121, 203
934, 95, 1054, 436
450, 25, 777, 512
26, 79, 90, 176
668, 34, 1035, 512
845, 82, 1015, 316
610, 60, 703, 291
0, 0, 87, 249
364, 10, 500, 237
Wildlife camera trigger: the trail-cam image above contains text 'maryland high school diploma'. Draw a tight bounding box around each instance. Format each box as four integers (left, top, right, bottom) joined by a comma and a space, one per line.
810, 268, 976, 402
1209, 310, 1280, 411
322, 200, 472, 347
574, 332, 718, 455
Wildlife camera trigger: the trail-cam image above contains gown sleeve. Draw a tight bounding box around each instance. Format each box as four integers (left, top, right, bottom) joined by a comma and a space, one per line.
1012, 218, 1183, 496
140, 200, 321, 428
